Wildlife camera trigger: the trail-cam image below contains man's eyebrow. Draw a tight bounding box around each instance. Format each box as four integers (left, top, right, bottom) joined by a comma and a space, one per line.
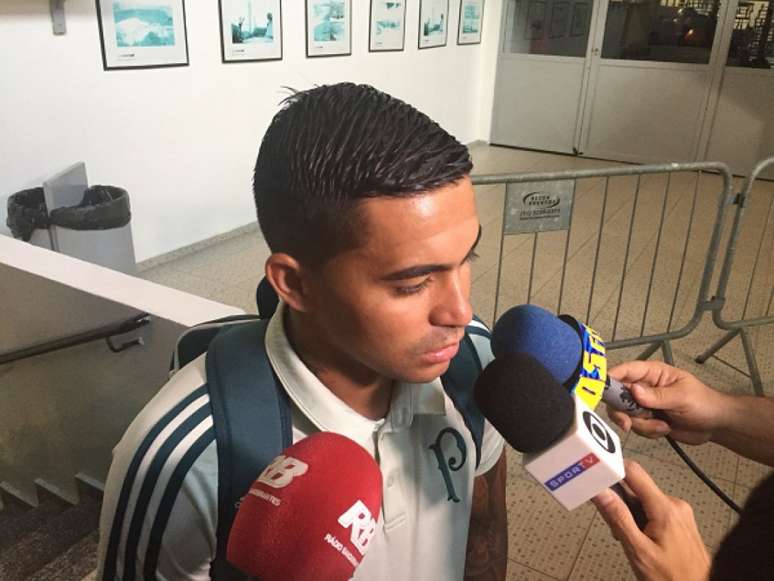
382, 225, 483, 281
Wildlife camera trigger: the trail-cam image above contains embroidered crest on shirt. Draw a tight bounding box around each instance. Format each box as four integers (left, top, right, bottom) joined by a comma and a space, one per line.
428, 427, 467, 502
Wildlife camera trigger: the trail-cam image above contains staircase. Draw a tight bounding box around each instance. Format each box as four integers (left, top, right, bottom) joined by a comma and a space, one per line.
0, 482, 101, 581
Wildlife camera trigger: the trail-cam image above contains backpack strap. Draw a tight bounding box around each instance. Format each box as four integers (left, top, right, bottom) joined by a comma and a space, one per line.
171, 314, 262, 374
441, 331, 486, 469
206, 319, 292, 580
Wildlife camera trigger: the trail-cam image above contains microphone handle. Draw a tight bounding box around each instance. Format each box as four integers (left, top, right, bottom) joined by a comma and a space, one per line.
604, 377, 674, 427
603, 376, 649, 416
610, 482, 648, 531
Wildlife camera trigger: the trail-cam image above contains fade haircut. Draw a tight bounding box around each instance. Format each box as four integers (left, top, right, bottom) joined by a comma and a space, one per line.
253, 83, 472, 264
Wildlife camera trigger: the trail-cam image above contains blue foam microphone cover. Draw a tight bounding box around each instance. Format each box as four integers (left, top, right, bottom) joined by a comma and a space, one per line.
491, 304, 582, 385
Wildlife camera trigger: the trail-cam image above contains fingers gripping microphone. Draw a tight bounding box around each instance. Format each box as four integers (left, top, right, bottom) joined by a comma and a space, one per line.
474, 353, 646, 528
227, 432, 383, 581
491, 304, 648, 416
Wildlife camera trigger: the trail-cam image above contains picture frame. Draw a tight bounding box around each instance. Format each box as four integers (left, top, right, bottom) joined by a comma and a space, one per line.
95, 0, 189, 70
457, 0, 484, 45
219, 0, 283, 63
306, 0, 352, 58
418, 0, 449, 49
570, 2, 589, 37
369, 0, 407, 52
549, 1, 569, 38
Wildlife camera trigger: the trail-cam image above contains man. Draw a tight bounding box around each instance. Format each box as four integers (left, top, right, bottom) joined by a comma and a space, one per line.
592, 360, 774, 580
97, 83, 507, 580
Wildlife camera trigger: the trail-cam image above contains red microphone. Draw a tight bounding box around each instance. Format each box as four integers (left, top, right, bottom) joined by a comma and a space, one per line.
227, 432, 383, 581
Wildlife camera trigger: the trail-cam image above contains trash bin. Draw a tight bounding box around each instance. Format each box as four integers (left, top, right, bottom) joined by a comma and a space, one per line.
6, 183, 136, 274
48, 185, 131, 233
6, 187, 52, 249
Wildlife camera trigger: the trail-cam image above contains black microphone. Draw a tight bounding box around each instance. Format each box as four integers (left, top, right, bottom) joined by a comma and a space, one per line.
475, 352, 647, 529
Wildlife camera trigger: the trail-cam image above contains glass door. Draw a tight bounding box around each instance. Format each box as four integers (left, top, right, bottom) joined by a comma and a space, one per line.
578, 0, 731, 163
490, 0, 599, 153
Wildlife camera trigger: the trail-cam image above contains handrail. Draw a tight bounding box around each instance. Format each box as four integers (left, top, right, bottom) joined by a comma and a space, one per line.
0, 312, 151, 365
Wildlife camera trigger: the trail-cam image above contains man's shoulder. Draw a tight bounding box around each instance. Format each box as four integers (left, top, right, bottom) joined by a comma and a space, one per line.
99, 354, 219, 580
115, 353, 214, 459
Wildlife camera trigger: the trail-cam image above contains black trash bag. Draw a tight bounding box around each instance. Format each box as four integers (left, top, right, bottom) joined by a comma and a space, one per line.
6, 187, 49, 242
49, 185, 131, 231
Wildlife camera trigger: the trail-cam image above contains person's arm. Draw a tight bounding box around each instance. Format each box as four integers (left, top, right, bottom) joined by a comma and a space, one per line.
710, 394, 774, 467
592, 460, 710, 581
464, 450, 508, 581
606, 361, 774, 467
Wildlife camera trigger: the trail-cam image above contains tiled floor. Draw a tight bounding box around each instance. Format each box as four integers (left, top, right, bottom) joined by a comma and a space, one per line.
138, 144, 774, 580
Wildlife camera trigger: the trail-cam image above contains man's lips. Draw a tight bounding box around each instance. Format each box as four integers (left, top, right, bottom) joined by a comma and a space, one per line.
421, 339, 462, 364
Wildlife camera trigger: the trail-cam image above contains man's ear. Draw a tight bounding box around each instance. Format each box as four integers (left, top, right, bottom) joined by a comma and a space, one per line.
264, 253, 312, 313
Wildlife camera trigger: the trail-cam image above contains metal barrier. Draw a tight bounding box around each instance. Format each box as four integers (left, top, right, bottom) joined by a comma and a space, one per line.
472, 161, 735, 362
696, 157, 774, 395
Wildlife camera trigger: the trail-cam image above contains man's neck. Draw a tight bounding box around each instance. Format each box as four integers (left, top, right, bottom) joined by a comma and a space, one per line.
284, 308, 393, 420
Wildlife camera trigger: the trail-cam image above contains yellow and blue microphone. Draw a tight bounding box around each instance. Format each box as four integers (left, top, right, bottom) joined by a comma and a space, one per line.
491, 304, 648, 416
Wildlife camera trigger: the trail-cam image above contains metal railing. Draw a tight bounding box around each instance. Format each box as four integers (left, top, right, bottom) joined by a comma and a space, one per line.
697, 157, 774, 395
0, 312, 151, 366
473, 161, 735, 363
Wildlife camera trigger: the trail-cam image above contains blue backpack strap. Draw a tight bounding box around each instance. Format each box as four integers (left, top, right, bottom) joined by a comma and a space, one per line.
441, 321, 488, 469
205, 319, 292, 580
171, 315, 262, 373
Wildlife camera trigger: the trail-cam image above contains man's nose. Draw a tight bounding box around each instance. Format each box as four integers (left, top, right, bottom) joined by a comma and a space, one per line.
431, 272, 473, 328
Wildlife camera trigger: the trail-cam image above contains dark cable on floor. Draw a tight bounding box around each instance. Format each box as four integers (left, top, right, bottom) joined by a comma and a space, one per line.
666, 435, 742, 513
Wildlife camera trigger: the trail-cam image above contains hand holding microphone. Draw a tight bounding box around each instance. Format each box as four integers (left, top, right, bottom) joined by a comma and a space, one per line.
593, 461, 711, 581
227, 432, 382, 581
607, 360, 728, 446
489, 304, 743, 513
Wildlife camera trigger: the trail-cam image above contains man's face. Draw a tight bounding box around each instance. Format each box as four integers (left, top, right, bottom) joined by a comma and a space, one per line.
305, 177, 480, 384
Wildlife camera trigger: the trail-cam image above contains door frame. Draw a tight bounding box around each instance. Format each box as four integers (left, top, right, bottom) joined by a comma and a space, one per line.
489, 0, 606, 154
574, 0, 736, 161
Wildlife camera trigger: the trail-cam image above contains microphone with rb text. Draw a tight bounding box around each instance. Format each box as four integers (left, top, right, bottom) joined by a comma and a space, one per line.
491, 304, 649, 416
474, 352, 647, 528
227, 432, 382, 581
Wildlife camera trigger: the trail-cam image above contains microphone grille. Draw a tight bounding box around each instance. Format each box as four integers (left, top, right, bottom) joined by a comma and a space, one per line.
474, 352, 575, 453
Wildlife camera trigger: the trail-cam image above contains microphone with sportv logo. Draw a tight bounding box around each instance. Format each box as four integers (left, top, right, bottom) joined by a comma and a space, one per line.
474, 353, 646, 527
227, 432, 383, 581
491, 304, 649, 416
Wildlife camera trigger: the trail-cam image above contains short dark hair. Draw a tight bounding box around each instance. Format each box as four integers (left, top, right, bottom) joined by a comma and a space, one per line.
253, 83, 472, 263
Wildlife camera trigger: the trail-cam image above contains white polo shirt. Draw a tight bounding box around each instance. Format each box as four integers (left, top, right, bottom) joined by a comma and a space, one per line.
97, 307, 504, 580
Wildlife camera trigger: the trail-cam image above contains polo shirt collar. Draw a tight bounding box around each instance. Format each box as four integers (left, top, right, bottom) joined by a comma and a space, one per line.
264, 303, 447, 447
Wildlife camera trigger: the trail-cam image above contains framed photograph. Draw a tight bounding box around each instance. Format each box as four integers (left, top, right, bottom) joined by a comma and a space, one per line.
418, 0, 449, 49
549, 1, 569, 38
457, 0, 484, 45
95, 0, 189, 70
369, 0, 407, 52
570, 2, 589, 36
219, 0, 282, 63
525, 0, 546, 40
306, 0, 352, 57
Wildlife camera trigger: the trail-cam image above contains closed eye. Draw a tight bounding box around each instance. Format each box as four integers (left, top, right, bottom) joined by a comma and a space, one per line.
395, 278, 433, 296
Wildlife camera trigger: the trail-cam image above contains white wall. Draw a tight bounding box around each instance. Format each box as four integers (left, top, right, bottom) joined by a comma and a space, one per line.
475, 0, 503, 141
705, 69, 774, 179
0, 0, 501, 262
